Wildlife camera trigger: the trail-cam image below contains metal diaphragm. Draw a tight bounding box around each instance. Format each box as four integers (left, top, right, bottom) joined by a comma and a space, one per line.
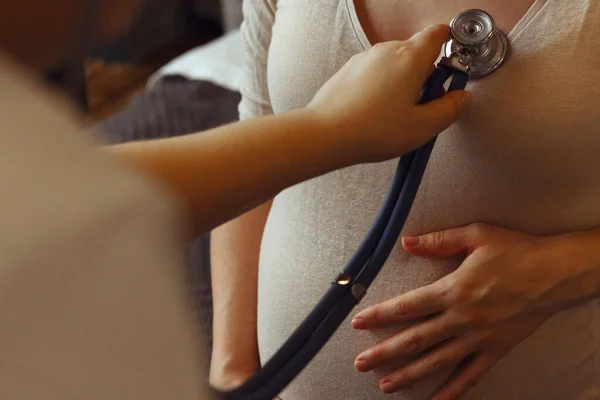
444, 9, 508, 79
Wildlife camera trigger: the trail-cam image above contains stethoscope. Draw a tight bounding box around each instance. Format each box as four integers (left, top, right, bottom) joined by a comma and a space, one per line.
222, 8, 509, 400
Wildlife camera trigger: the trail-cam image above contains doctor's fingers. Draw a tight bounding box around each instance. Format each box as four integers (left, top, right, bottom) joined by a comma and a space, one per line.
412, 90, 472, 137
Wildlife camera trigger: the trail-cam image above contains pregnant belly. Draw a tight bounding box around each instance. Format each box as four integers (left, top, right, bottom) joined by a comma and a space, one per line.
256, 161, 600, 399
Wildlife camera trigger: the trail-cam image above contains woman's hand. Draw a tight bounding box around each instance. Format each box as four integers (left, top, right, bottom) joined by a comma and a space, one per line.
351, 223, 600, 400
307, 24, 471, 164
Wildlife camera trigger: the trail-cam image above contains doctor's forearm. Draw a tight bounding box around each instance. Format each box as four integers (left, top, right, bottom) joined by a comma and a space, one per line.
107, 109, 351, 237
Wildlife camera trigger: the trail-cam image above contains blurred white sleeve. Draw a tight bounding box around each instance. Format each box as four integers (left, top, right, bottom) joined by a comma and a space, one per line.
0, 57, 215, 399
238, 0, 277, 121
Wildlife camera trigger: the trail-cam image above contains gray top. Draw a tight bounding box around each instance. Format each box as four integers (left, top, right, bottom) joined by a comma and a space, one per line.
239, 0, 600, 398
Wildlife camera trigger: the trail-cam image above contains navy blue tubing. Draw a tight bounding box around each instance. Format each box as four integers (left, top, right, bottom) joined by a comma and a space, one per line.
225, 66, 469, 400
355, 68, 469, 289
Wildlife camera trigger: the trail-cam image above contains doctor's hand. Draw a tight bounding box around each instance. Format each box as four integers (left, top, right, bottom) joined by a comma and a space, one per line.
307, 24, 471, 164
351, 223, 600, 400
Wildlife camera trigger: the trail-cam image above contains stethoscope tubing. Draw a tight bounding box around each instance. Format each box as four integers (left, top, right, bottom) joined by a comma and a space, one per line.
225, 65, 469, 400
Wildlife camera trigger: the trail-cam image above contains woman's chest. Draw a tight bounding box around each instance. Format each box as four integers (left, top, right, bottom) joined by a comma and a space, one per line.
268, 0, 600, 186
267, 0, 541, 110
353, 0, 537, 43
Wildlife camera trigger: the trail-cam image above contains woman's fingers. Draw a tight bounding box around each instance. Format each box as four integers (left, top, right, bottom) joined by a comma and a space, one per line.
354, 315, 457, 372
352, 283, 446, 329
402, 223, 489, 258
378, 337, 477, 394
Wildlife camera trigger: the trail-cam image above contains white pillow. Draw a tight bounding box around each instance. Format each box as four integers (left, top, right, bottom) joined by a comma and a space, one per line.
148, 29, 244, 93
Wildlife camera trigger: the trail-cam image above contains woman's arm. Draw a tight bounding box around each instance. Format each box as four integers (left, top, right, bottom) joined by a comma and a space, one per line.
210, 0, 278, 389
209, 202, 271, 389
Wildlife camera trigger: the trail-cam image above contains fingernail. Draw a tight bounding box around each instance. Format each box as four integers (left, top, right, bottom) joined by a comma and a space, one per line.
380, 378, 396, 394
461, 91, 472, 106
351, 317, 366, 329
354, 360, 371, 372
403, 236, 420, 246
355, 350, 371, 362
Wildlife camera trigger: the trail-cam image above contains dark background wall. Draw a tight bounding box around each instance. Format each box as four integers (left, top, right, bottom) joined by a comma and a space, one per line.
48, 0, 229, 110
94, 0, 224, 63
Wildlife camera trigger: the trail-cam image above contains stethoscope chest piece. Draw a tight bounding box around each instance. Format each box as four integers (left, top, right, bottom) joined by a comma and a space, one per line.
443, 9, 508, 79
